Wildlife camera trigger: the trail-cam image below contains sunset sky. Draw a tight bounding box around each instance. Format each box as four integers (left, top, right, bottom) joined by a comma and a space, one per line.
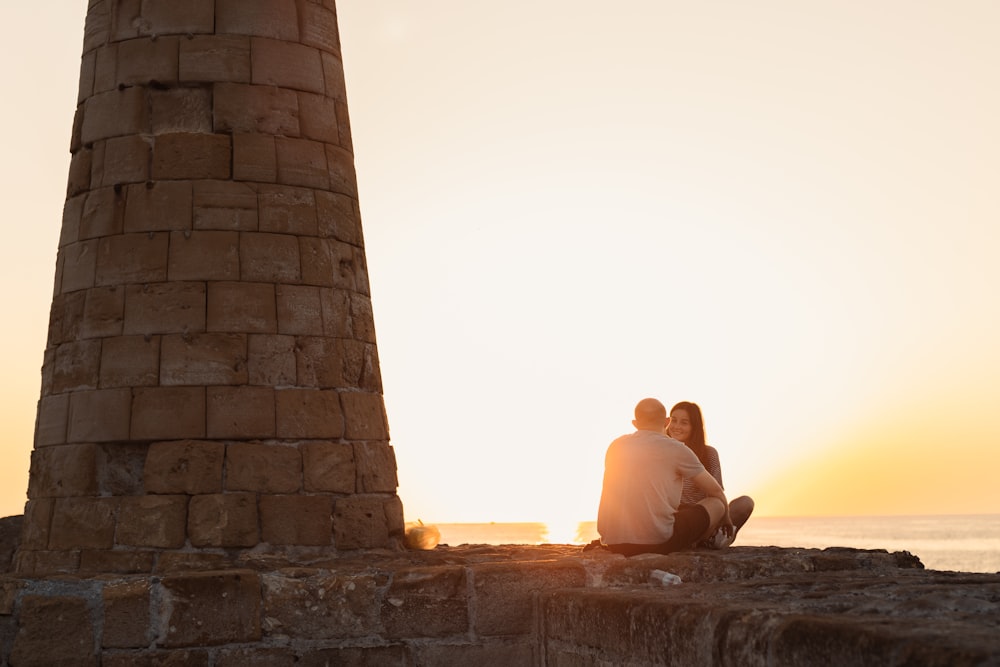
1, 2, 998, 530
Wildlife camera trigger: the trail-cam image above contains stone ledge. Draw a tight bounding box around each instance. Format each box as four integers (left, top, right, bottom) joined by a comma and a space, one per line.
2, 514, 999, 666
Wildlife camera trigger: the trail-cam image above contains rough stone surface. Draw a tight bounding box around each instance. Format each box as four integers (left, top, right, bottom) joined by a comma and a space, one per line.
1, 526, 998, 666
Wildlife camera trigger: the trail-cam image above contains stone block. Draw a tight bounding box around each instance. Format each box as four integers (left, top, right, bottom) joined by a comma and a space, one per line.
83, 0, 111, 56
297, 1, 340, 53
342, 340, 381, 392
81, 87, 148, 145
47, 291, 86, 346
19, 499, 54, 550
79, 549, 156, 575
316, 192, 364, 248
100, 334, 160, 388
93, 43, 117, 95
247, 334, 296, 386
81, 186, 126, 239
225, 442, 299, 492
116, 495, 188, 548
260, 570, 380, 640
192, 179, 259, 231
67, 388, 132, 442
412, 643, 537, 667
48, 497, 117, 550
275, 388, 343, 439
233, 133, 278, 182
330, 240, 367, 292
341, 392, 389, 440
188, 493, 258, 547
124, 181, 193, 233
102, 650, 210, 667
295, 337, 345, 388
131, 387, 207, 440
297, 91, 339, 144
123, 282, 206, 335
298, 237, 334, 287
144, 439, 223, 494
298, 646, 408, 667
240, 232, 301, 282
336, 100, 353, 153
320, 51, 348, 103
60, 194, 86, 248
258, 185, 317, 235
251, 37, 324, 93
354, 442, 397, 494
180, 35, 252, 83
116, 36, 179, 87
78, 47, 96, 104
301, 441, 355, 493
326, 143, 359, 198
35, 394, 70, 447
60, 239, 99, 293
384, 495, 405, 537
51, 339, 102, 393
96, 232, 169, 286
9, 596, 97, 667
318, 288, 351, 338
217, 0, 299, 40
213, 82, 299, 136
102, 579, 153, 648
333, 495, 390, 550
67, 148, 93, 196
207, 281, 278, 333
149, 0, 217, 34
159, 571, 262, 647
349, 293, 378, 342
100, 134, 151, 186
217, 648, 297, 667
152, 133, 232, 180
82, 285, 126, 338
95, 441, 147, 496
260, 494, 333, 546
276, 284, 323, 335
381, 566, 469, 639
275, 137, 329, 189
167, 230, 239, 281
11, 549, 80, 577
150, 87, 213, 134
160, 333, 248, 385
474, 561, 587, 637
27, 444, 98, 498
207, 386, 277, 439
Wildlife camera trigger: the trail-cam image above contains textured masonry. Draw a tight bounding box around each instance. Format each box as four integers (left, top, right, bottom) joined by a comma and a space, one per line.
17, 0, 403, 575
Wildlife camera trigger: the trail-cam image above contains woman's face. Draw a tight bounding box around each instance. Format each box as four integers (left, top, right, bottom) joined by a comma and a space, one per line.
668, 409, 692, 443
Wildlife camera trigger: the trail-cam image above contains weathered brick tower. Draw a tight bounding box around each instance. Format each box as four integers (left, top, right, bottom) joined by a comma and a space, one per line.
16, 0, 402, 575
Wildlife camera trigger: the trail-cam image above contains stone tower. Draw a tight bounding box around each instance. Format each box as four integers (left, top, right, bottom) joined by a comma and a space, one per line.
16, 0, 402, 575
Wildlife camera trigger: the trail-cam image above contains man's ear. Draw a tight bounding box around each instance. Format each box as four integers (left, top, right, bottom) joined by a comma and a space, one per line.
664, 417, 672, 430
632, 419, 639, 429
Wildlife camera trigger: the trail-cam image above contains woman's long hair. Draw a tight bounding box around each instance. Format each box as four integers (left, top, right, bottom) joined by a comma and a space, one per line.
670, 401, 710, 467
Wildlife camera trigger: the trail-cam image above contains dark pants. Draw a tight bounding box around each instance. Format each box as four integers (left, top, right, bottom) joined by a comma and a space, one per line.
606, 505, 711, 557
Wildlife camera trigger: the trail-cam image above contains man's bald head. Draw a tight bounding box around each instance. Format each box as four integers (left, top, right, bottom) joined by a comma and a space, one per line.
633, 398, 669, 431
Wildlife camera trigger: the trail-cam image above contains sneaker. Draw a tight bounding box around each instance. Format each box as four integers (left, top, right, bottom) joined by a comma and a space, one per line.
708, 529, 735, 549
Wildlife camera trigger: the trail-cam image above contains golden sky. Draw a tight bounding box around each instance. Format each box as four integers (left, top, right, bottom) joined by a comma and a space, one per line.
1, 2, 998, 525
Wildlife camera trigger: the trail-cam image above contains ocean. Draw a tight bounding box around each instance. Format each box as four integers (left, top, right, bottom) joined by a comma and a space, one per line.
431, 514, 1000, 574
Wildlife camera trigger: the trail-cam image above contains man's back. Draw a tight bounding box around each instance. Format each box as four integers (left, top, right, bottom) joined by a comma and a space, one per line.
597, 429, 704, 544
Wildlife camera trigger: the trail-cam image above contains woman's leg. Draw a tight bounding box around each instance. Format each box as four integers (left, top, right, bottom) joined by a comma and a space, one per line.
729, 495, 755, 532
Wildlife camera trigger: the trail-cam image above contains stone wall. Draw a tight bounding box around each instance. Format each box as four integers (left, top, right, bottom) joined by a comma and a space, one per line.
3, 531, 999, 667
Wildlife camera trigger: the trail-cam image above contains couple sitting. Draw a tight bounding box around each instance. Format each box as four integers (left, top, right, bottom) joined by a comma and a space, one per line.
596, 398, 754, 556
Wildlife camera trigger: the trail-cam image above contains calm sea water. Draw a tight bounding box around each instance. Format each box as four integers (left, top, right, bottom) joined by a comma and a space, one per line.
433, 514, 1000, 574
